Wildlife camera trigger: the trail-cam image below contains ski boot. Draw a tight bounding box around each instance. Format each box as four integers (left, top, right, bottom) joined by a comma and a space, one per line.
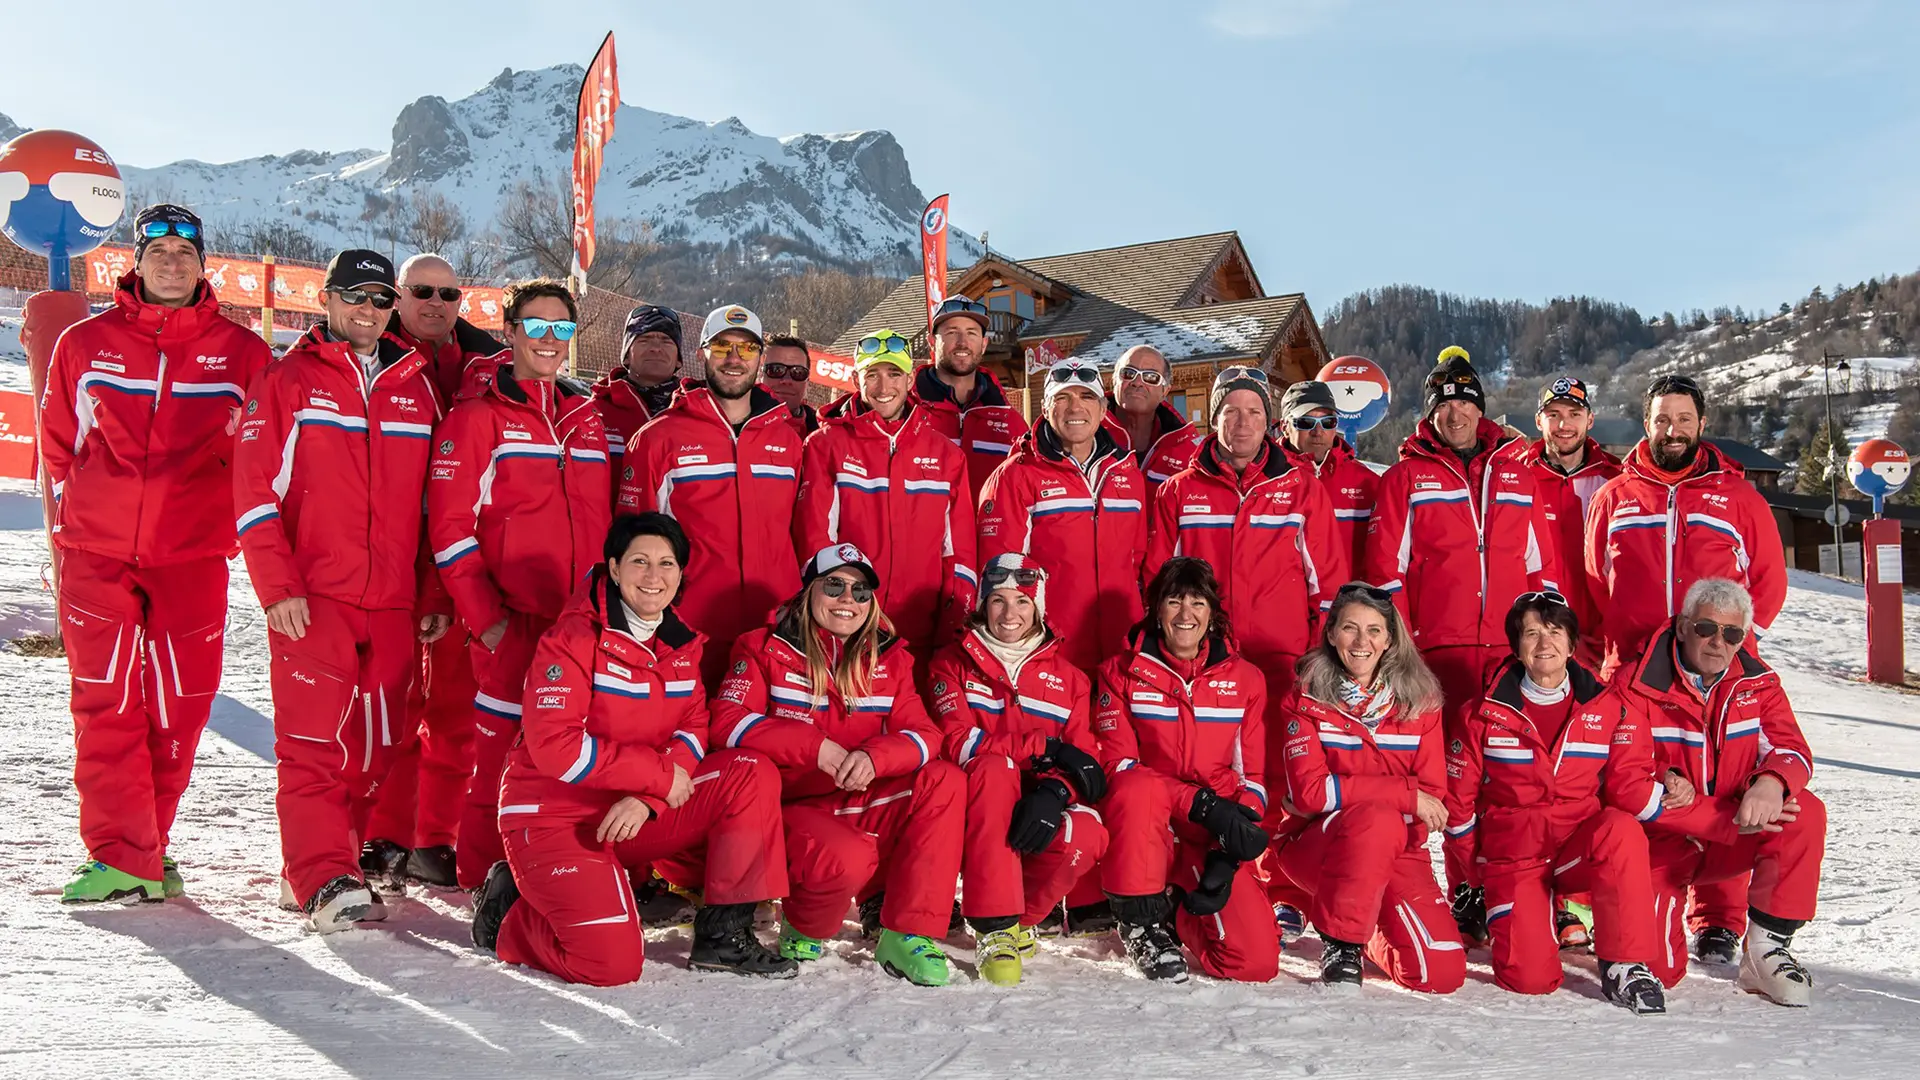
160, 856, 186, 900
875, 929, 951, 986
975, 926, 1025, 987
405, 845, 459, 889
1275, 902, 1306, 945
688, 903, 798, 978
778, 920, 826, 962
62, 861, 164, 904
306, 875, 373, 934
469, 861, 520, 951
1738, 924, 1812, 1007
359, 839, 410, 892
1600, 961, 1666, 1014
1319, 936, 1364, 992
1692, 925, 1740, 965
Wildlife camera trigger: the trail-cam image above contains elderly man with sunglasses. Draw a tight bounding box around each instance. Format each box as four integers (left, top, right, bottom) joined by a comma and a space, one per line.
1275, 380, 1377, 575
427, 279, 614, 889
42, 204, 273, 904
1597, 578, 1824, 1007
1099, 345, 1201, 500
978, 357, 1148, 669
235, 249, 448, 928
914, 296, 1029, 498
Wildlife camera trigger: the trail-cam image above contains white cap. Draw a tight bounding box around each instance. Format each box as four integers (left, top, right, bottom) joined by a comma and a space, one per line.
700, 304, 764, 346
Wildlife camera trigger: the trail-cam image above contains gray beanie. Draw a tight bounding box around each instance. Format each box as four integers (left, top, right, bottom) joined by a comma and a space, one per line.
1278, 379, 1338, 424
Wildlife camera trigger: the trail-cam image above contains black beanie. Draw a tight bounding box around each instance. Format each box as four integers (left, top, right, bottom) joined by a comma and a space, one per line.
133, 204, 205, 263
622, 305, 684, 369
1424, 346, 1485, 417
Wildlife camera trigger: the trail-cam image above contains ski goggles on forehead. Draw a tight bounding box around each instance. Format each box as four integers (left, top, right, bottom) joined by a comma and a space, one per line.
515, 317, 577, 341
141, 219, 200, 241
933, 297, 988, 321
1218, 365, 1269, 383
1335, 582, 1392, 603
1045, 363, 1102, 387
819, 577, 874, 604
983, 565, 1045, 589
1688, 618, 1746, 646
858, 334, 911, 357
1516, 589, 1571, 609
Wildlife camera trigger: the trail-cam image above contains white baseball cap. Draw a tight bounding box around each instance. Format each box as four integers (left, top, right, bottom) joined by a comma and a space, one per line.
700, 304, 764, 347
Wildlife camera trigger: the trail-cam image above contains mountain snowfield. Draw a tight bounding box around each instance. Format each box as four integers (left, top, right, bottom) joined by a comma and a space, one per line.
1, 475, 1917, 1078
23, 65, 980, 270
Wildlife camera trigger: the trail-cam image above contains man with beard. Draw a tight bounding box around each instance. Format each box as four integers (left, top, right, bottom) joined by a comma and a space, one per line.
1525, 376, 1621, 670
1583, 374, 1785, 965
913, 296, 1028, 498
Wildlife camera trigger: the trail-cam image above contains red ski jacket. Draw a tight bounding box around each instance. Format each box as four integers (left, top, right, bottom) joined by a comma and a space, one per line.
41, 273, 270, 566
912, 365, 1028, 500
233, 325, 440, 611
1092, 633, 1269, 816
927, 630, 1097, 769
1584, 440, 1786, 669
427, 368, 612, 634
976, 423, 1147, 669
1101, 398, 1202, 495
1280, 436, 1379, 577
382, 314, 502, 406
588, 370, 671, 476
1441, 658, 1661, 870
796, 396, 976, 656
502, 571, 709, 825
1604, 630, 1813, 847
616, 386, 804, 678
1148, 439, 1345, 665
1273, 679, 1444, 845
713, 620, 940, 801
1522, 438, 1621, 644
1364, 418, 1562, 650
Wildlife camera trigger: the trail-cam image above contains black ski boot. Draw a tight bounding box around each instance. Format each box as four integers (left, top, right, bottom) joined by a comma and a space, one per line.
1065, 898, 1118, 938
1319, 936, 1364, 991
1112, 893, 1188, 983
689, 903, 799, 978
1034, 902, 1066, 938
470, 860, 520, 952
359, 838, 410, 892
631, 869, 696, 926
1601, 961, 1667, 1014
406, 845, 459, 889
1692, 925, 1740, 965
858, 893, 885, 939
1450, 883, 1487, 945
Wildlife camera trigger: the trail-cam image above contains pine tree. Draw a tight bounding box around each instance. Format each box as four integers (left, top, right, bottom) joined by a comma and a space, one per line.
1794, 419, 1851, 496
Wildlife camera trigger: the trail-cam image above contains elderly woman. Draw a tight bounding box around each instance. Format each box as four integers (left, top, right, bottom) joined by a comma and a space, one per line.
927, 554, 1109, 987
712, 544, 965, 987
1092, 557, 1276, 984
1442, 590, 1668, 1013
1270, 583, 1463, 994
469, 513, 794, 985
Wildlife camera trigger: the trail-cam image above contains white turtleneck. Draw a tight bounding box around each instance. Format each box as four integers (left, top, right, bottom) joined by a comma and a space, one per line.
619, 599, 663, 643
1520, 671, 1570, 706
973, 627, 1044, 684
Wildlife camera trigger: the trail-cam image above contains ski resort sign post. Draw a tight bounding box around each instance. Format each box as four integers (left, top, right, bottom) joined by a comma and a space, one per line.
1850, 438, 1909, 685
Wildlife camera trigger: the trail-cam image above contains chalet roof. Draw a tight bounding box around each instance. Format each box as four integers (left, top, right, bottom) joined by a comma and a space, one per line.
1707, 438, 1791, 474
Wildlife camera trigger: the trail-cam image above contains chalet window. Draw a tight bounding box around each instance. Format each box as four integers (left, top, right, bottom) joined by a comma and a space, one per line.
987, 292, 1013, 313
1169, 392, 1189, 419
1014, 292, 1035, 320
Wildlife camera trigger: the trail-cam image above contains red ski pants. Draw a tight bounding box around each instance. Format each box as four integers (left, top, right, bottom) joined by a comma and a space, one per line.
1101, 769, 1280, 983
366, 629, 478, 850
269, 598, 414, 906
1276, 801, 1465, 993
495, 750, 788, 986
959, 754, 1107, 926
1647, 789, 1826, 988
1481, 808, 1658, 994
780, 762, 965, 941
1688, 875, 1750, 936
455, 612, 551, 889
1424, 643, 1504, 889
61, 550, 227, 882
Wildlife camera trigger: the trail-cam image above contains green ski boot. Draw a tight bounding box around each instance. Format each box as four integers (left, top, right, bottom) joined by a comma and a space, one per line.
778, 921, 826, 962
876, 929, 951, 986
1010, 923, 1039, 959
62, 861, 164, 904
161, 856, 185, 899
975, 927, 1024, 987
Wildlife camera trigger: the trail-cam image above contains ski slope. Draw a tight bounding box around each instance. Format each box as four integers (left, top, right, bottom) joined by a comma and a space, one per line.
1, 474, 1916, 1079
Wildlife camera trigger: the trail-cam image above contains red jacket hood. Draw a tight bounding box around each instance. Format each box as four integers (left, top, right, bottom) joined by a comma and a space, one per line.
1622, 437, 1744, 482
1101, 398, 1192, 451
111, 270, 225, 338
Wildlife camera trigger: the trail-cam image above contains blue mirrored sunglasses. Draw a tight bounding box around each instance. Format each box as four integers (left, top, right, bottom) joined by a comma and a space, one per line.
516, 318, 578, 341
141, 219, 200, 242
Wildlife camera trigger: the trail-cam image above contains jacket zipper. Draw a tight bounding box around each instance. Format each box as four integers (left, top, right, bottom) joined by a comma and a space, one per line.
1663, 484, 1678, 617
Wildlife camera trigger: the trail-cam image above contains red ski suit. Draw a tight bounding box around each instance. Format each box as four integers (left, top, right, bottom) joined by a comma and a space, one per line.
1522, 438, 1620, 665
976, 424, 1147, 670
795, 396, 976, 665
234, 327, 441, 905
1280, 436, 1379, 578
427, 367, 612, 887
41, 273, 270, 882
1271, 674, 1466, 994
715, 622, 963, 940
1101, 398, 1202, 496
617, 386, 804, 688
1584, 440, 1786, 678
1442, 659, 1663, 993
1093, 634, 1278, 982
493, 574, 787, 986
1606, 632, 1824, 987
928, 632, 1108, 926
912, 365, 1028, 501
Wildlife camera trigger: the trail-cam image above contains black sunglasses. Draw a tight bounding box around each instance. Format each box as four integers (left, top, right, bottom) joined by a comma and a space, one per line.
332, 287, 396, 311
406, 285, 462, 303
819, 577, 874, 604
763, 362, 809, 381
983, 565, 1045, 589
1046, 364, 1101, 387
1688, 618, 1746, 647
1336, 583, 1393, 603
1291, 415, 1340, 431
934, 298, 988, 319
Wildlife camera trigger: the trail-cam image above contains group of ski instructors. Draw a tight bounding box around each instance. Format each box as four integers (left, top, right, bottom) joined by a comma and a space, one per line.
44, 203, 1824, 1012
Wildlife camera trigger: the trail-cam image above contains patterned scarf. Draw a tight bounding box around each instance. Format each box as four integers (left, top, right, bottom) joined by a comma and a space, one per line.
1337, 675, 1396, 730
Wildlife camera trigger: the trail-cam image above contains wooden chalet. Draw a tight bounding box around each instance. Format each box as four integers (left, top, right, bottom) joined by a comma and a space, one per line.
830, 231, 1329, 429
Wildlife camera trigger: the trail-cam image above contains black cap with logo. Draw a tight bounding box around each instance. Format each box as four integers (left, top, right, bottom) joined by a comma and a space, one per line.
324, 249, 397, 293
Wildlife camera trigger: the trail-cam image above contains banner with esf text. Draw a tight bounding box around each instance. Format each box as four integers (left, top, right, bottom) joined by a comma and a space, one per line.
922, 194, 949, 331
571, 32, 620, 283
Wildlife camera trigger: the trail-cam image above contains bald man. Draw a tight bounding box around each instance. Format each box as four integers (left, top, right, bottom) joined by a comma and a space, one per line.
1099, 345, 1201, 499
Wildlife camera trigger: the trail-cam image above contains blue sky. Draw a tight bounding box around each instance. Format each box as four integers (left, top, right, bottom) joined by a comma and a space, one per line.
5, 0, 1915, 315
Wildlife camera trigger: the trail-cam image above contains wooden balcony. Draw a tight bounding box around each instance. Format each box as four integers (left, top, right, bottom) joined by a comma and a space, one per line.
909, 310, 1031, 359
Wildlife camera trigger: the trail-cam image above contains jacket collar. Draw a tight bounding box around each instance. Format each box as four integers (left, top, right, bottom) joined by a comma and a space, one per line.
1196, 435, 1291, 483
914, 363, 1010, 411
1034, 418, 1124, 466
1629, 626, 1771, 703
1102, 397, 1191, 451
589, 570, 698, 652
1529, 437, 1621, 478
113, 271, 218, 338
1484, 655, 1607, 713
1401, 416, 1517, 468
1280, 434, 1357, 476
1623, 438, 1739, 484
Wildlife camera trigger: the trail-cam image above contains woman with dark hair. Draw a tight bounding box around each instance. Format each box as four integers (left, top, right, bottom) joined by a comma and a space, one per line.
926, 554, 1109, 986
469, 513, 795, 985
1440, 590, 1670, 1013
1091, 556, 1276, 983
712, 544, 965, 987
1271, 582, 1463, 994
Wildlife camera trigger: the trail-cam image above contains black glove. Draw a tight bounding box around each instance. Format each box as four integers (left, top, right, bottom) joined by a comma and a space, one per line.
1189, 787, 1269, 863
1038, 736, 1107, 804
1181, 850, 1239, 916
1008, 778, 1073, 855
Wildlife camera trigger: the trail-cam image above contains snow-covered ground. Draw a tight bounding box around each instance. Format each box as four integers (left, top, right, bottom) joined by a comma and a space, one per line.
2, 473, 1917, 1078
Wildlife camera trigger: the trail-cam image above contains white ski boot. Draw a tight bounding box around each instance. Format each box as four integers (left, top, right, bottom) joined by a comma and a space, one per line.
1737, 924, 1812, 1007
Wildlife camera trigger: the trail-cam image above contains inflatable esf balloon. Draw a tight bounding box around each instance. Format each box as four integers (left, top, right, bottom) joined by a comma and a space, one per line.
1849, 438, 1910, 513
1316, 355, 1393, 441
0, 129, 125, 289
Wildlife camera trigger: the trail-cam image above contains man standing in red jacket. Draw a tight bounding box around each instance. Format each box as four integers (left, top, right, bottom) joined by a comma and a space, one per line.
1275, 379, 1378, 575
618, 305, 805, 688
912, 296, 1028, 497
235, 249, 447, 930
42, 204, 272, 904
363, 254, 503, 889
1100, 345, 1201, 497
1526, 376, 1620, 668
591, 304, 685, 465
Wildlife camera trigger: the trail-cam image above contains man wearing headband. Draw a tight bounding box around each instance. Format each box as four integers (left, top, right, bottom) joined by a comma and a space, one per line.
43, 203, 272, 904
914, 296, 1029, 498
1100, 345, 1201, 500
1276, 379, 1377, 574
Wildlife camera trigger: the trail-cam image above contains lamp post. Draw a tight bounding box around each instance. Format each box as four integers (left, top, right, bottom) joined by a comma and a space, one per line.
1821, 350, 1852, 575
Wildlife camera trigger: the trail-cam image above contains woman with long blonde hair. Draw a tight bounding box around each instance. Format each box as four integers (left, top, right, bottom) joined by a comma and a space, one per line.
711, 544, 964, 987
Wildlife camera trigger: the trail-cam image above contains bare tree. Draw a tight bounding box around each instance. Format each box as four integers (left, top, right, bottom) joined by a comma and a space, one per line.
403, 190, 469, 255
493, 176, 654, 296
222, 217, 330, 263
765, 268, 902, 343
